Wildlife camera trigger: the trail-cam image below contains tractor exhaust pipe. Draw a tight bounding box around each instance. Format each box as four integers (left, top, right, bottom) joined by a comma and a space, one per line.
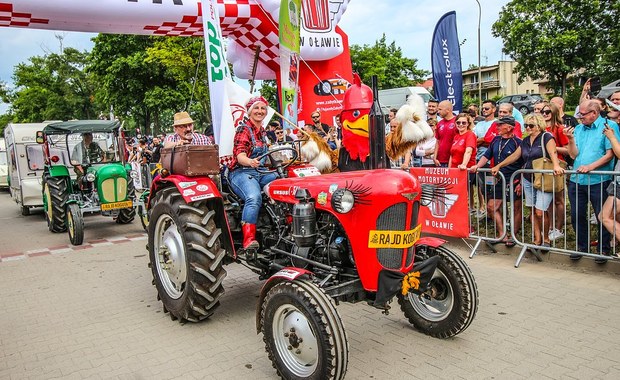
368, 75, 387, 170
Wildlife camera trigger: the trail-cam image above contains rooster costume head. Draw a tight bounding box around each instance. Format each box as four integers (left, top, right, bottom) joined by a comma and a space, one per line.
340, 73, 373, 162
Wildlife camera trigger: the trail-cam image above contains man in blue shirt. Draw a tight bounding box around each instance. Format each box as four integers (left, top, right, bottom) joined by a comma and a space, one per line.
470, 116, 524, 246
566, 99, 620, 261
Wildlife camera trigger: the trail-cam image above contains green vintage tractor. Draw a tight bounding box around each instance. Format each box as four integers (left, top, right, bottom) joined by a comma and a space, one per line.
37, 120, 137, 245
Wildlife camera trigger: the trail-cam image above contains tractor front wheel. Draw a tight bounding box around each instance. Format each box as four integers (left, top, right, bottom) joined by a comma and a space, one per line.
397, 245, 478, 339
138, 191, 150, 231
148, 187, 227, 323
43, 175, 68, 232
66, 203, 84, 246
116, 178, 136, 224
261, 280, 348, 380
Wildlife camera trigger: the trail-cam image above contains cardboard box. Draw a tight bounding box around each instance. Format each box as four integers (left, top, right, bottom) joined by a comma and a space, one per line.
160, 145, 220, 176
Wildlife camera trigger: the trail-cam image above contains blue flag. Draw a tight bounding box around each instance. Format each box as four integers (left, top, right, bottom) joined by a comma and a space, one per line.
431, 11, 463, 113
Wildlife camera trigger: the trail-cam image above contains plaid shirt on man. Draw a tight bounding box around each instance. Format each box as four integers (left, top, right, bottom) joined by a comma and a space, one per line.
164, 132, 214, 146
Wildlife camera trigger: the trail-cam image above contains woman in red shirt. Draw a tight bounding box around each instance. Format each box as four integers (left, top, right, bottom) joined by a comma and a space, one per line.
449, 113, 477, 207
449, 113, 477, 169
542, 102, 570, 242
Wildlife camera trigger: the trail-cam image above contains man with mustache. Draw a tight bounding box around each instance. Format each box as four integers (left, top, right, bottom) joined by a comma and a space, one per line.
164, 111, 213, 148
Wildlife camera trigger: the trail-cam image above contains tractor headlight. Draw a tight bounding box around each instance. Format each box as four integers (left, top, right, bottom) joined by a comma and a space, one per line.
130, 170, 139, 179
85, 172, 96, 182
331, 189, 354, 214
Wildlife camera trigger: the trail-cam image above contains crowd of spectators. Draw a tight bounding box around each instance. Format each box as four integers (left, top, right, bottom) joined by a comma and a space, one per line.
381, 81, 620, 262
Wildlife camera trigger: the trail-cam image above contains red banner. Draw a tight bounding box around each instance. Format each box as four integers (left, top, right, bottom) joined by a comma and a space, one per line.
295, 27, 353, 128
410, 167, 469, 238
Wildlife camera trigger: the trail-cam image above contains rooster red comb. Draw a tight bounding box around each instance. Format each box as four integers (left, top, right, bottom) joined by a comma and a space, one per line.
342, 73, 373, 111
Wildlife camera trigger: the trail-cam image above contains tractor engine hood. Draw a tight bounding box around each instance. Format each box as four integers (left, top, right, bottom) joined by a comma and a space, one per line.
266, 169, 420, 210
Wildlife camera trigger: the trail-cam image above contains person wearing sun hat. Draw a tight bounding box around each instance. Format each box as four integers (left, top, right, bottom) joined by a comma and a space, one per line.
227, 95, 277, 249
163, 111, 213, 148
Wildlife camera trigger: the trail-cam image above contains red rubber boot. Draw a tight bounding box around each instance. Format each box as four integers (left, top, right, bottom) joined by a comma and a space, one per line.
242, 223, 259, 249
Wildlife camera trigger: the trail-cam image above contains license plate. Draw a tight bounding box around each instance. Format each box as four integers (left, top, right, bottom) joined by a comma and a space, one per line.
101, 200, 133, 211
368, 224, 421, 249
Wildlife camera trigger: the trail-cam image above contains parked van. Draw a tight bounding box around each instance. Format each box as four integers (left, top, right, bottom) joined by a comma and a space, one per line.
0, 137, 8, 189
378, 86, 435, 114
4, 122, 59, 215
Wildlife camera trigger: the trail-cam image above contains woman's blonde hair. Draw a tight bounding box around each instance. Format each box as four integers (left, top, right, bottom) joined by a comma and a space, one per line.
524, 113, 546, 133
455, 113, 474, 130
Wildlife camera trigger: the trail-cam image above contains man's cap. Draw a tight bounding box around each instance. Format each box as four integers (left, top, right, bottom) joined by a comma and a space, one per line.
497, 116, 516, 127
173, 111, 193, 126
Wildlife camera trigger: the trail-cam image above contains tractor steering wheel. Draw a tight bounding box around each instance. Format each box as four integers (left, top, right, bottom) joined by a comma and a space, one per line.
255, 145, 299, 176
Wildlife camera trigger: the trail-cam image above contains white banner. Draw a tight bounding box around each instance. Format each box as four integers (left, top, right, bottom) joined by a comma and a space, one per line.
203, 0, 234, 157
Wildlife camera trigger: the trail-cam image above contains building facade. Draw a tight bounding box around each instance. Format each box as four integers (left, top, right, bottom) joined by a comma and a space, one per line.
462, 60, 543, 100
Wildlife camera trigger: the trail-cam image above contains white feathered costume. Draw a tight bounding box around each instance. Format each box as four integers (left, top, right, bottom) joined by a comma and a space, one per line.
386, 94, 435, 161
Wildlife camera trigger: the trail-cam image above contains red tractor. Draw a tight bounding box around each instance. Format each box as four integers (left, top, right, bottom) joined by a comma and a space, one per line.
146, 147, 477, 379
145, 80, 477, 380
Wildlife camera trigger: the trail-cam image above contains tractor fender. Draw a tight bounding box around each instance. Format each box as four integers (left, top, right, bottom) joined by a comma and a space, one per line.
149, 174, 236, 258
415, 236, 447, 248
48, 165, 70, 177
149, 174, 222, 206
255, 267, 314, 333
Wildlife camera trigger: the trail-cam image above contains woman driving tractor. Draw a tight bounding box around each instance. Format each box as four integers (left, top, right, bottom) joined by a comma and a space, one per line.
227, 96, 278, 250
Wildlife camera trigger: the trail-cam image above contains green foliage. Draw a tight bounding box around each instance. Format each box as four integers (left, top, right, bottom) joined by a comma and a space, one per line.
350, 34, 429, 89
0, 112, 14, 136
492, 0, 618, 95
596, 2, 620, 84
258, 80, 279, 119
0, 81, 8, 103
88, 34, 208, 135
462, 93, 479, 109
8, 47, 96, 122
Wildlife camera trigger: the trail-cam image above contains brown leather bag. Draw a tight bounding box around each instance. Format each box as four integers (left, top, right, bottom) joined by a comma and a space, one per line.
161, 145, 220, 176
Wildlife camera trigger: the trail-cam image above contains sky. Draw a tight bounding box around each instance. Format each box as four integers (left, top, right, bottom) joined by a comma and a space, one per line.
0, 0, 510, 114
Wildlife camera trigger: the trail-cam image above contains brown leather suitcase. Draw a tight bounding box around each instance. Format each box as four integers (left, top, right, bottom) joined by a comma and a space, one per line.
160, 145, 220, 176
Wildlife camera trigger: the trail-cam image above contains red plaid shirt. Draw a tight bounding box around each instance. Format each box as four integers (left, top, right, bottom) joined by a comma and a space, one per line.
228, 121, 268, 170
164, 132, 214, 145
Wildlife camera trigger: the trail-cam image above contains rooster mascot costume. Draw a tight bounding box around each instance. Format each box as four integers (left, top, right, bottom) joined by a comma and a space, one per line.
337, 73, 373, 172
300, 74, 434, 173
386, 93, 435, 163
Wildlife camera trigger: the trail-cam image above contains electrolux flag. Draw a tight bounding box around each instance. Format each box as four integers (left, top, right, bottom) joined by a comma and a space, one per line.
431, 11, 463, 113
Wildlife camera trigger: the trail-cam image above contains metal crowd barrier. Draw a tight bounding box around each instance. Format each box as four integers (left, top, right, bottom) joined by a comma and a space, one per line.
131, 162, 159, 191
468, 168, 620, 267
468, 169, 508, 258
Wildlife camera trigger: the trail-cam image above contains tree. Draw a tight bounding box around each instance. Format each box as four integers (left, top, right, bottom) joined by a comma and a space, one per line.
8, 48, 96, 122
88, 35, 207, 135
596, 1, 620, 84
146, 36, 211, 134
492, 0, 616, 95
349, 34, 429, 90
258, 80, 279, 115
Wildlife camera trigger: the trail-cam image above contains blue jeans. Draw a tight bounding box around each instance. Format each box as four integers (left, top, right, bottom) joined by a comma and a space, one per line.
568, 180, 610, 253
228, 167, 277, 224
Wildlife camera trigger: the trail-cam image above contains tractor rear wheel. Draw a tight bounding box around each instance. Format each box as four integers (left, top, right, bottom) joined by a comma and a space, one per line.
66, 203, 84, 246
148, 186, 227, 322
42, 174, 68, 232
261, 280, 348, 380
397, 245, 478, 339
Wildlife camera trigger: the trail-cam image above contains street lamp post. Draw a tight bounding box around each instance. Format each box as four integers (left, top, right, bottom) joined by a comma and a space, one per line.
475, 0, 482, 107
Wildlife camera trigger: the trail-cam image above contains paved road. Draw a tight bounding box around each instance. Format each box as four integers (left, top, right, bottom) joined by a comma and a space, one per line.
0, 189, 145, 255
1, 190, 620, 379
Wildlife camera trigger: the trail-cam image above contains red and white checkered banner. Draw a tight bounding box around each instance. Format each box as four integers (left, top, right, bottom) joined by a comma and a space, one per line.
0, 0, 350, 80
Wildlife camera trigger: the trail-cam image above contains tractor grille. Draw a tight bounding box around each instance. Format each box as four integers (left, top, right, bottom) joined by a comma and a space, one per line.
376, 202, 407, 269
101, 177, 127, 203
405, 201, 420, 267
